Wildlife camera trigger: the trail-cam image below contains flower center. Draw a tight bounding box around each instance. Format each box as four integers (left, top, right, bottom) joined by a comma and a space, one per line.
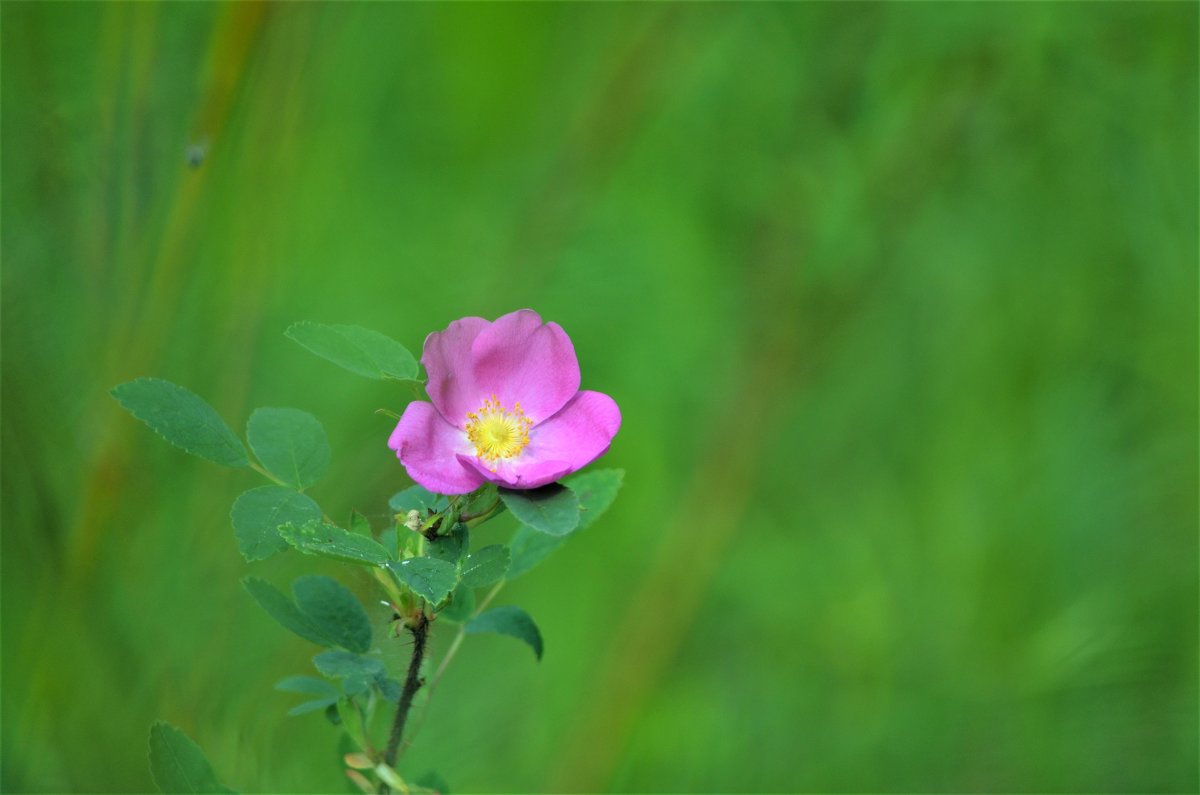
465, 395, 533, 464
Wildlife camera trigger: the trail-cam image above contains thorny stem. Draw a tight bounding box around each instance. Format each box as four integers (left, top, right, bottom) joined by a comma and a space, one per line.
384, 612, 430, 770
405, 581, 506, 744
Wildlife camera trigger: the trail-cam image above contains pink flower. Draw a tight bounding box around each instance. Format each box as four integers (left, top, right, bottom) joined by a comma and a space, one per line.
389, 310, 621, 495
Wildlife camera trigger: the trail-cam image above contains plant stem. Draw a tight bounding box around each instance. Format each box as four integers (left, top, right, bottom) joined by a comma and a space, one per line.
405, 581, 506, 744
384, 613, 429, 769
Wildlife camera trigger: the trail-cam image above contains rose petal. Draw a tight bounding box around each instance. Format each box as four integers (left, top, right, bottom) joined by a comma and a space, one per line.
470, 309, 580, 424
524, 390, 621, 470
389, 401, 484, 495
421, 316, 489, 424
454, 390, 620, 490
456, 454, 574, 490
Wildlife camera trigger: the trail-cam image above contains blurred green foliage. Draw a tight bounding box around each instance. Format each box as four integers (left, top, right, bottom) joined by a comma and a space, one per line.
2, 2, 1196, 792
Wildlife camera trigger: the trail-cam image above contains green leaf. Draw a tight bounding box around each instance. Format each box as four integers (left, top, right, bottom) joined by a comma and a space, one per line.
279, 521, 391, 567
148, 721, 230, 794
275, 676, 340, 698
567, 468, 624, 532
379, 526, 399, 558
389, 485, 447, 513
385, 557, 459, 605
286, 698, 338, 717
245, 407, 330, 489
285, 321, 418, 381
230, 486, 321, 562
459, 545, 511, 588
349, 510, 372, 536
499, 483, 579, 536
438, 582, 475, 623
276, 677, 340, 717
401, 530, 423, 559
466, 606, 543, 661
464, 483, 499, 515
337, 697, 368, 751
342, 676, 372, 697
375, 764, 407, 792
427, 522, 468, 565
292, 576, 373, 654
312, 651, 386, 680
376, 678, 403, 703
243, 577, 329, 646
112, 378, 247, 468
506, 529, 567, 581
507, 469, 624, 579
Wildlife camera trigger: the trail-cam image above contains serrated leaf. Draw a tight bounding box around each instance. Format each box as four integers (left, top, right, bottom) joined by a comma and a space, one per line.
286, 321, 418, 381
292, 576, 373, 654
112, 378, 247, 468
499, 483, 579, 536
275, 676, 340, 698
460, 545, 511, 588
243, 577, 329, 646
507, 469, 624, 579
279, 521, 391, 567
427, 522, 468, 565
313, 651, 386, 680
148, 721, 231, 794
438, 582, 475, 623
231, 486, 321, 562
388, 485, 447, 513
506, 529, 567, 581
385, 557, 459, 605
246, 407, 330, 489
567, 468, 624, 531
466, 606, 543, 660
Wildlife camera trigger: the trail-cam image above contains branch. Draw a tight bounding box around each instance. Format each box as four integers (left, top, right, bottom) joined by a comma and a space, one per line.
384, 613, 429, 769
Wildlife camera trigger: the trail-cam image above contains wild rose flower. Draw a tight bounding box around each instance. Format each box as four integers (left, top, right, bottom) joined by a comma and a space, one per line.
389, 309, 621, 495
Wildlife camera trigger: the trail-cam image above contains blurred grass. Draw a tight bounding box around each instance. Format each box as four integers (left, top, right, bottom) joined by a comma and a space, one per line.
2, 2, 1196, 793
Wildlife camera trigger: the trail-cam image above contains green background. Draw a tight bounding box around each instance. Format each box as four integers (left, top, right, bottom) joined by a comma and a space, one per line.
3, 2, 1196, 792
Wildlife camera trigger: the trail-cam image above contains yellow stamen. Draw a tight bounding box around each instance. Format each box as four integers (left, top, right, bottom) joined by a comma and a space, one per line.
465, 395, 533, 465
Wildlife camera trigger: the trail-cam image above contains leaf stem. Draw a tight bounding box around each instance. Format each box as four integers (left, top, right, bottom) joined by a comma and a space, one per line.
433, 580, 503, 684
248, 460, 336, 524
383, 612, 430, 771
248, 460, 286, 486
461, 498, 502, 525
